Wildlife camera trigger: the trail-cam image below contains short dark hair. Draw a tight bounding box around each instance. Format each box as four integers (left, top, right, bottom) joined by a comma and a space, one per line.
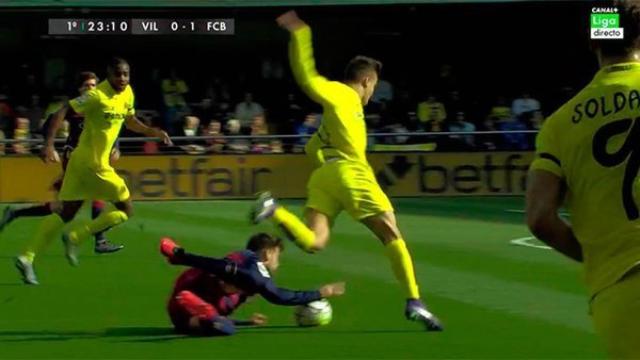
76, 71, 98, 87
246, 233, 284, 254
344, 55, 382, 82
108, 57, 129, 71
594, 1, 640, 57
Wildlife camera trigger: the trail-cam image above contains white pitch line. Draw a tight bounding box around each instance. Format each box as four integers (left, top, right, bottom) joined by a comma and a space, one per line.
510, 236, 553, 250
506, 209, 570, 217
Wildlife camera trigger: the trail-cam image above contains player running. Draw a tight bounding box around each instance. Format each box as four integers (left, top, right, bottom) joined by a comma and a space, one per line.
1, 71, 124, 258
251, 10, 442, 331
160, 233, 346, 336
15, 57, 171, 285
526, 2, 640, 357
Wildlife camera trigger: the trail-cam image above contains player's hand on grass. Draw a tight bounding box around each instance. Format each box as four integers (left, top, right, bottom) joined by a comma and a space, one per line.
319, 282, 346, 298
41, 145, 60, 163
276, 10, 306, 32
250, 313, 268, 326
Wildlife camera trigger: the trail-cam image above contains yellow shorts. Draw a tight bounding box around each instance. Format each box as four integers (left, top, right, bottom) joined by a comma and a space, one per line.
306, 160, 393, 221
591, 267, 640, 359
59, 156, 130, 202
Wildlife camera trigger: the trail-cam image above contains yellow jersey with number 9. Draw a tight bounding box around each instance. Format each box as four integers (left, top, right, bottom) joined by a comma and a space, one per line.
531, 62, 640, 297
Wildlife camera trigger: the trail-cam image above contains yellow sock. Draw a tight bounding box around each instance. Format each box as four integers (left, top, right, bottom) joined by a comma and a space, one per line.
69, 209, 128, 244
385, 239, 420, 299
272, 207, 315, 252
21, 214, 65, 262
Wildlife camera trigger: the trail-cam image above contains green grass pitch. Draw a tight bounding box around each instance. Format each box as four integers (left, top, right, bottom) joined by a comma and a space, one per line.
0, 197, 604, 359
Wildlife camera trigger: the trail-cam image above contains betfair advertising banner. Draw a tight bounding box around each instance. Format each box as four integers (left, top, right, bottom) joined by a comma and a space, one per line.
0, 152, 533, 202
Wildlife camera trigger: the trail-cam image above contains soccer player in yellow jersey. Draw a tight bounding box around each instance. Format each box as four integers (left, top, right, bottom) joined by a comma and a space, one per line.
526, 3, 640, 357
251, 11, 442, 331
15, 57, 171, 285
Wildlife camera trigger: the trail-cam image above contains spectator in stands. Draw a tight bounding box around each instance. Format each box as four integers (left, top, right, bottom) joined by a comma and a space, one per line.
488, 96, 512, 122
12, 117, 30, 155
180, 115, 206, 154
162, 68, 190, 133
447, 111, 476, 149
417, 94, 446, 132
250, 114, 270, 153
234, 92, 264, 129
270, 139, 284, 154
226, 119, 249, 154
206, 120, 226, 153
294, 113, 319, 153
511, 92, 541, 120
497, 115, 530, 150
182, 115, 200, 138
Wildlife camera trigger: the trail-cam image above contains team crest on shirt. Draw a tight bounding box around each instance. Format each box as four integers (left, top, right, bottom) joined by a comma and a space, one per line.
356, 112, 364, 118
256, 262, 271, 278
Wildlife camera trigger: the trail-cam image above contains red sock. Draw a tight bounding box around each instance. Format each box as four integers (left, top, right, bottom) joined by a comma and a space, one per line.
177, 291, 217, 320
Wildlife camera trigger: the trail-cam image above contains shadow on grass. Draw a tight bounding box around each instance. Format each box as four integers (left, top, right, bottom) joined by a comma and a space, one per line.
0, 327, 181, 343
0, 326, 425, 343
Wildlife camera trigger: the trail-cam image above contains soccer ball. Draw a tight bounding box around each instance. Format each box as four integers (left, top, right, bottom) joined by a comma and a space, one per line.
294, 299, 333, 327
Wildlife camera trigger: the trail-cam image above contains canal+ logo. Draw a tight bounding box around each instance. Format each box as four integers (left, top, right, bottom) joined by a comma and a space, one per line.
591, 7, 623, 39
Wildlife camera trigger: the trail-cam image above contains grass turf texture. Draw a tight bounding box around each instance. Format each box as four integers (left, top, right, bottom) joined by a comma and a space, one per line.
0, 197, 604, 359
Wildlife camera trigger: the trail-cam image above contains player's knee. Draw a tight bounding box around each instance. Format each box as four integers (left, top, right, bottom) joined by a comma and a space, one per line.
363, 213, 401, 245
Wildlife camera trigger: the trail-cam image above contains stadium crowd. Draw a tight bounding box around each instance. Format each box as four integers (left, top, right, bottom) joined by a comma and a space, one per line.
0, 61, 568, 156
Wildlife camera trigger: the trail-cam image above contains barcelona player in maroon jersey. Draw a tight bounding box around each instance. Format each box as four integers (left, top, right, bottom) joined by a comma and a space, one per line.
160, 233, 345, 336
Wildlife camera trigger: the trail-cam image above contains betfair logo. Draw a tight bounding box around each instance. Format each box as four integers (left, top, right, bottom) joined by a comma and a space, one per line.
591, 9, 623, 39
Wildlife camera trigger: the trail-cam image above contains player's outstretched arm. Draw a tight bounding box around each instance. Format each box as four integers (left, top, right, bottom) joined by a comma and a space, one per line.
277, 10, 337, 105
41, 103, 69, 163
259, 280, 345, 306
526, 170, 583, 262
124, 115, 173, 145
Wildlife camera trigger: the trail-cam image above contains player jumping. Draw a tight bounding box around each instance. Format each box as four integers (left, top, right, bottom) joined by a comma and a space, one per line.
251, 11, 442, 331
15, 57, 172, 285
1, 71, 124, 258
526, 2, 640, 357
160, 233, 346, 336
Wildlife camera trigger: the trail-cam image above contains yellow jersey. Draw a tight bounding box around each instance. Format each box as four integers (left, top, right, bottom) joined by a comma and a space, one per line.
289, 25, 368, 167
531, 62, 640, 297
69, 80, 135, 168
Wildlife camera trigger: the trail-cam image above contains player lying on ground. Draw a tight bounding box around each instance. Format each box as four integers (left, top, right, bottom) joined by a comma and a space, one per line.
250, 10, 442, 331
526, 2, 640, 358
15, 57, 171, 285
160, 233, 345, 336
1, 72, 123, 266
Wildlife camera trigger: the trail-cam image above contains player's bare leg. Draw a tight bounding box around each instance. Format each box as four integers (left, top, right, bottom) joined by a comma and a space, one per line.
251, 192, 329, 252
303, 207, 331, 251
361, 211, 443, 331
